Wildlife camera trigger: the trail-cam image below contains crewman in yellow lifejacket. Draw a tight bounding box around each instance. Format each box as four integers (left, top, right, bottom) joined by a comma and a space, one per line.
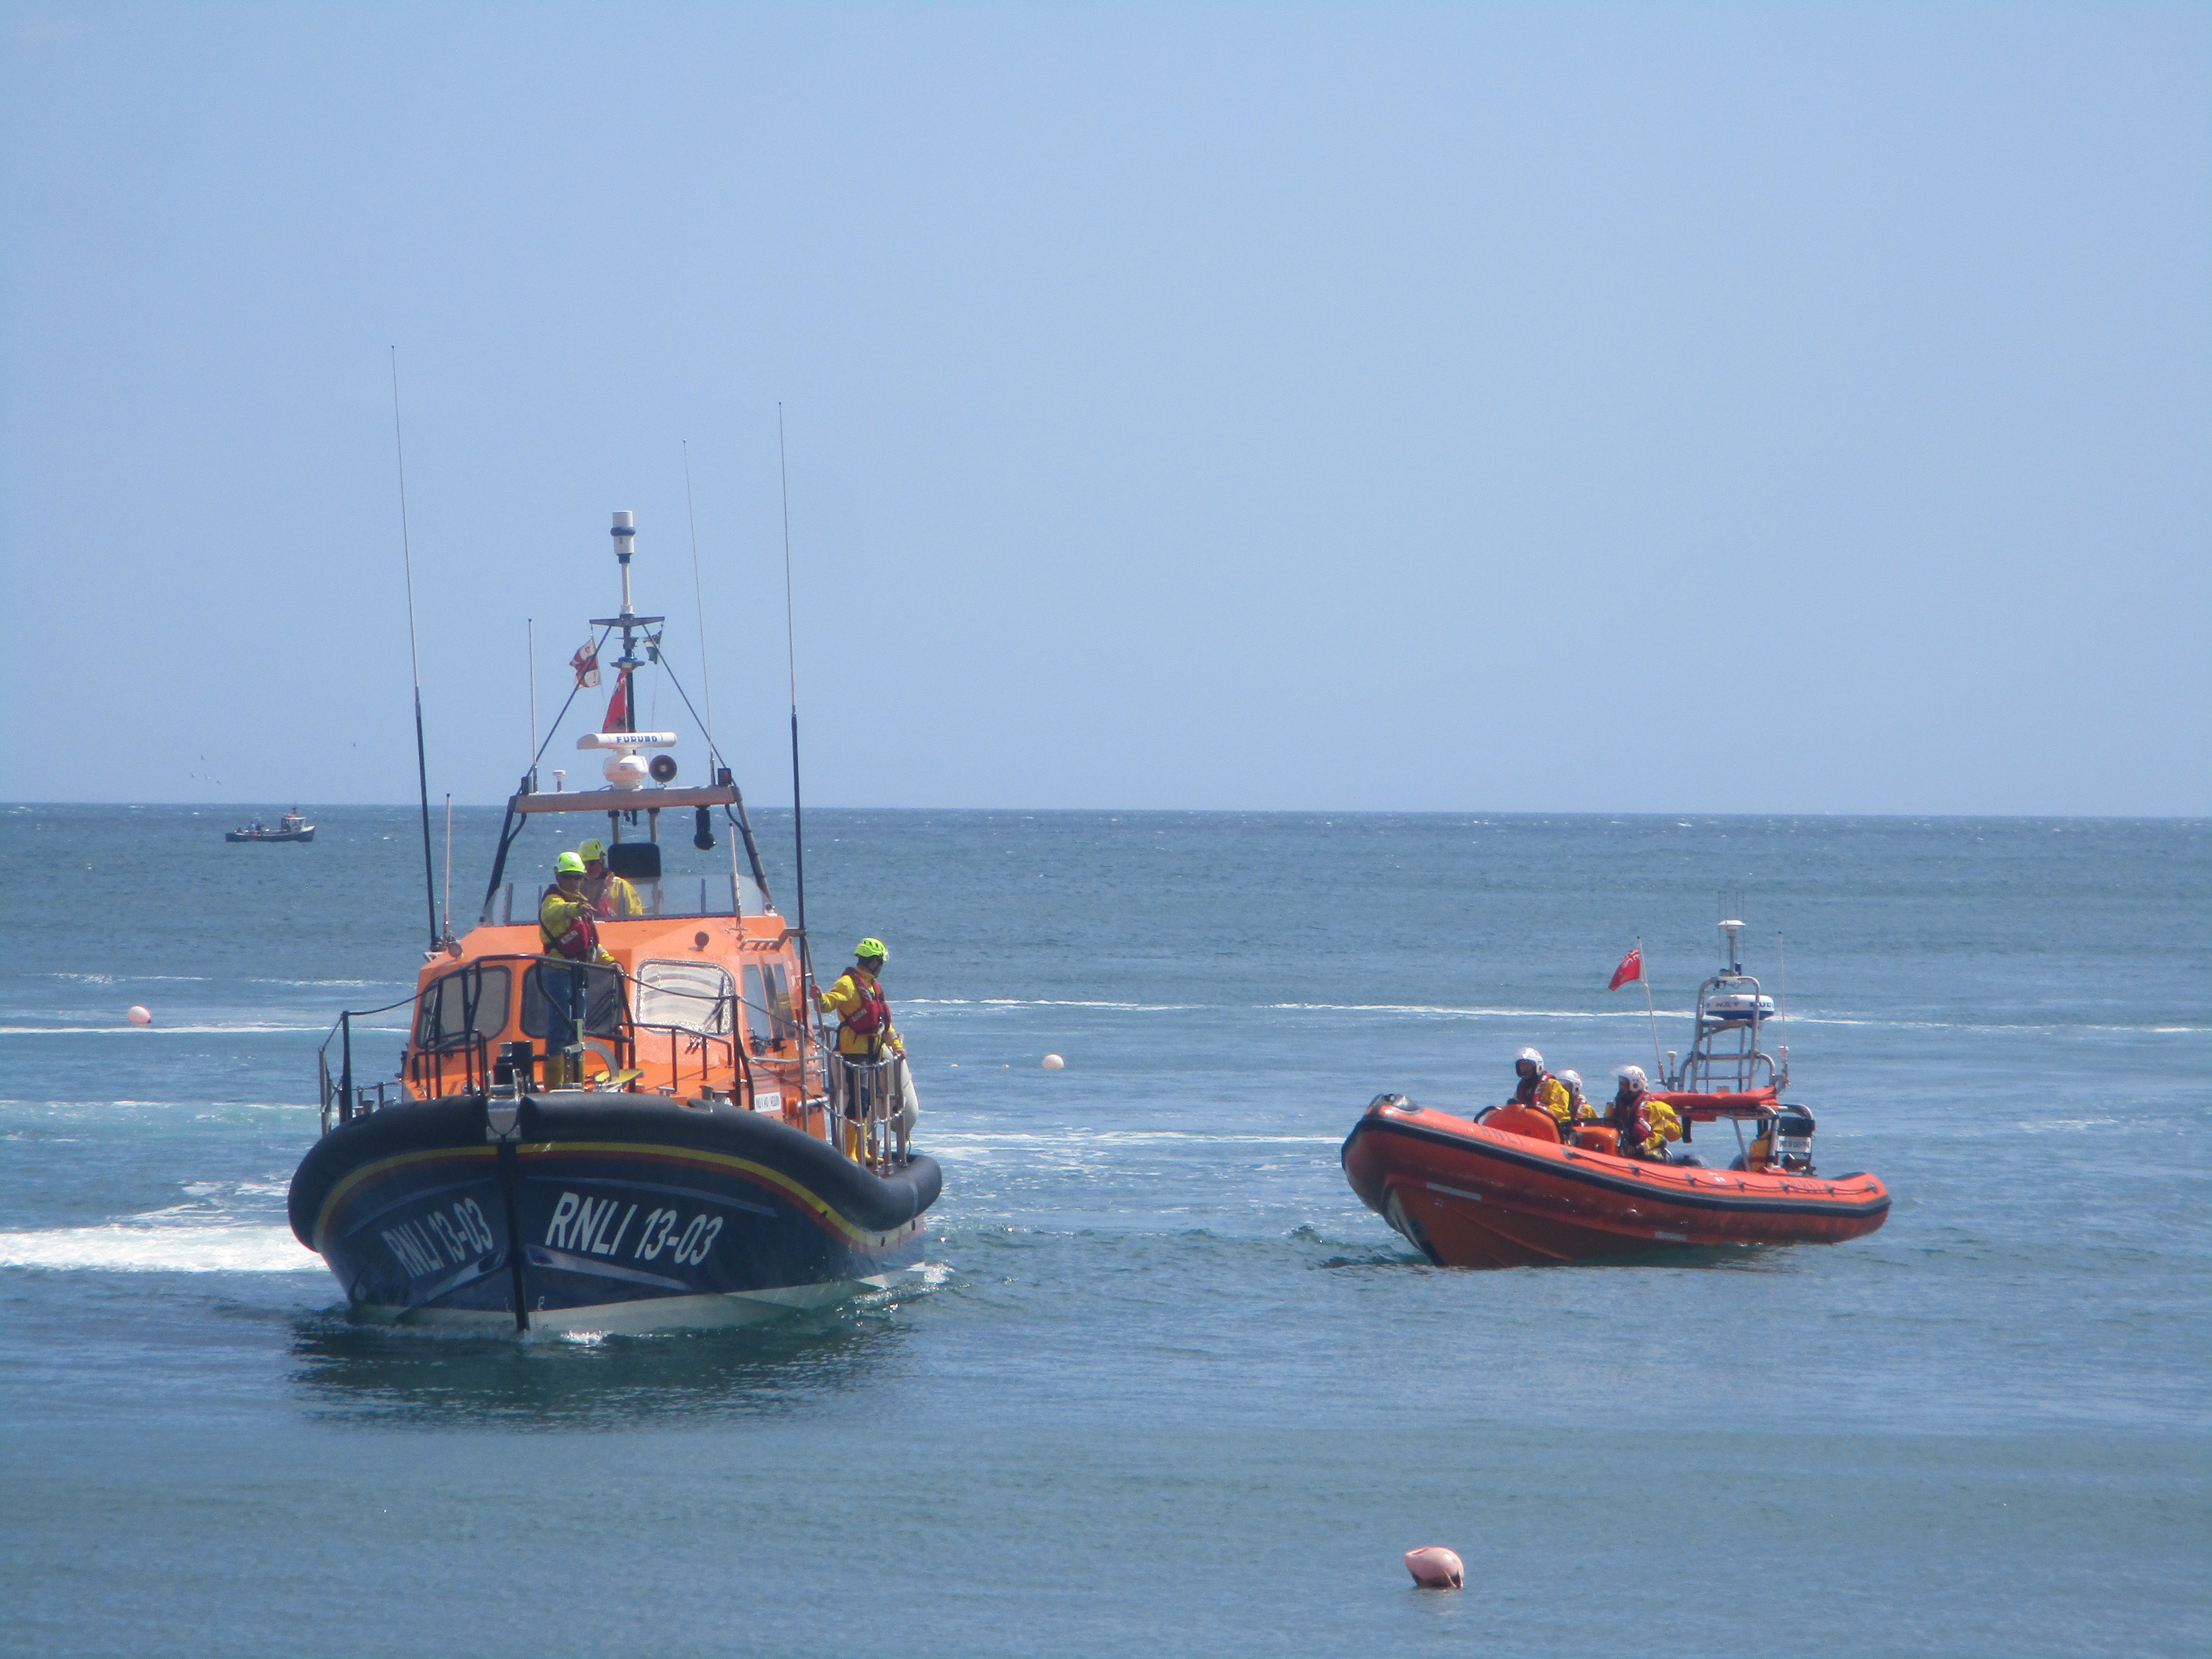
1510, 1048, 1575, 1125
1609, 1065, 1683, 1158
816, 939, 905, 1155
817, 939, 904, 1058
1557, 1069, 1599, 1126
578, 838, 642, 919
540, 852, 615, 966
1742, 1121, 1775, 1172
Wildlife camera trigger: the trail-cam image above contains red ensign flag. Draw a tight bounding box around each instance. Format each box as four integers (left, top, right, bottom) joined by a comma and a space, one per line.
601, 676, 628, 733
1609, 945, 1643, 990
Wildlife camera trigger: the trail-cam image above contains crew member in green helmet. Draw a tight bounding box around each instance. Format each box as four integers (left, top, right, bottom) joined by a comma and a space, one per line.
540, 852, 614, 965
816, 939, 905, 1155
539, 851, 614, 1086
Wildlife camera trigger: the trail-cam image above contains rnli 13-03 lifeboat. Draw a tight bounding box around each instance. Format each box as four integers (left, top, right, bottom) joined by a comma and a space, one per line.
288, 512, 941, 1333
1341, 921, 1889, 1267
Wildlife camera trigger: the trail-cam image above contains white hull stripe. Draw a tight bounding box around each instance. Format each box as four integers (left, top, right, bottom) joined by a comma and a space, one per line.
1425, 1182, 1486, 1203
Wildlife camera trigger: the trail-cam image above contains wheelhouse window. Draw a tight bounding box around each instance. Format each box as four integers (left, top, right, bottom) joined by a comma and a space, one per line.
633, 960, 734, 1037
413, 964, 512, 1051
522, 960, 627, 1040
741, 962, 799, 1053
485, 872, 769, 927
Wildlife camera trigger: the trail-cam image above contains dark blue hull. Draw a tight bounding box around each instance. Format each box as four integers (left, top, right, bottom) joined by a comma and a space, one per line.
289, 1094, 941, 1332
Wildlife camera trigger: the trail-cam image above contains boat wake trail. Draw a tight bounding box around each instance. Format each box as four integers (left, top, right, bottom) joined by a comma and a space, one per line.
0, 1221, 319, 1273
1267, 1002, 1697, 1020
0, 1023, 368, 1036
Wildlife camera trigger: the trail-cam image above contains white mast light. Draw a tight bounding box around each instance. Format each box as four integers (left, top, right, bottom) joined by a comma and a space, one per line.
612, 510, 638, 617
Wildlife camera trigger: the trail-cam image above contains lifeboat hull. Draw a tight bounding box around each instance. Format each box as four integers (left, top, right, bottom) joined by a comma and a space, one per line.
289, 1093, 941, 1333
1341, 1097, 1887, 1268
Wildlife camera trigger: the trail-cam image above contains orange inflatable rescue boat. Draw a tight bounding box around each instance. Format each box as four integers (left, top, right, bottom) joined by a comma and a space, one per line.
1341, 922, 1890, 1267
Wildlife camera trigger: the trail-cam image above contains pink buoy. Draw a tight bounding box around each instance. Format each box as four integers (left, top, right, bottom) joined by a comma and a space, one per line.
1041, 1054, 1065, 1070
1404, 1546, 1463, 1589
127, 1005, 152, 1026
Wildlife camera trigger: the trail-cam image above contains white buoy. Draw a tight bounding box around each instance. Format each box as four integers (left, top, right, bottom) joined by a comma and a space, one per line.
1404, 1546, 1463, 1589
1042, 1054, 1065, 1070
127, 1005, 152, 1026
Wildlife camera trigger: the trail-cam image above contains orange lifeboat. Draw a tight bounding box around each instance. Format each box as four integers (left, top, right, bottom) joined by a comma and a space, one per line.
1342, 1093, 1888, 1267
287, 510, 940, 1333
1341, 920, 1890, 1267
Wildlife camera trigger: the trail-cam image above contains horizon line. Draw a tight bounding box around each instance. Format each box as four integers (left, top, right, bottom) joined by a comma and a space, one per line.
6, 801, 2208, 823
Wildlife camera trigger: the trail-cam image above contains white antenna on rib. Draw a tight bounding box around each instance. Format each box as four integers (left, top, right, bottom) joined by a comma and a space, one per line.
1776, 930, 1789, 1085
1639, 936, 1664, 1076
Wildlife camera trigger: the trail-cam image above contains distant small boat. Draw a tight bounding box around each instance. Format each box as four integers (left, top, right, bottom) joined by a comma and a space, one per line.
227, 809, 315, 844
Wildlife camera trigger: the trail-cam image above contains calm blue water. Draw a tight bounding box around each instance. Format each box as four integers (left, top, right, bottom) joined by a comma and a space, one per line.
3, 805, 2207, 1658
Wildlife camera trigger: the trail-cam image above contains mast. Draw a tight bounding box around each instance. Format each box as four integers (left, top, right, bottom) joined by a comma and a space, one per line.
483, 508, 763, 924
590, 511, 665, 843
610, 512, 641, 737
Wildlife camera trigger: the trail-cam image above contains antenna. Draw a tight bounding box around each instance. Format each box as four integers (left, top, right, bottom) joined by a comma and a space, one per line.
683, 442, 718, 758
389, 348, 440, 954
683, 439, 747, 902
526, 619, 538, 792
1638, 935, 1664, 1077
778, 404, 826, 1060
780, 406, 808, 946
1776, 930, 1789, 1087
441, 793, 454, 947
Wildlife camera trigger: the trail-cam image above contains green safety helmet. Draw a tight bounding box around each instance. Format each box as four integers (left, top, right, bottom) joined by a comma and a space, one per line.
578, 838, 607, 862
555, 851, 586, 875
854, 937, 888, 961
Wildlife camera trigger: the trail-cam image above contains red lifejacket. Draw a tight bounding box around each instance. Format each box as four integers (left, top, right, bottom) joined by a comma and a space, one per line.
545, 904, 601, 962
1511, 1069, 1555, 1108
1610, 1090, 1652, 1154
839, 969, 890, 1038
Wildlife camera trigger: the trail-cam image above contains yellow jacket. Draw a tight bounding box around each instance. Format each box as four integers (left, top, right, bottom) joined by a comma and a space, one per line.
584, 871, 642, 918
539, 890, 615, 966
1522, 1074, 1575, 1124
1633, 1096, 1683, 1157
816, 968, 902, 1057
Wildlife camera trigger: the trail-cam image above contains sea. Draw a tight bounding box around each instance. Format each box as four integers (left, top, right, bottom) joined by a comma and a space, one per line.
2, 805, 2206, 1659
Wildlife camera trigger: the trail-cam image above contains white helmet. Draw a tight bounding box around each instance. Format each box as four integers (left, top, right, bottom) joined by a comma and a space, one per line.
1516, 1047, 1544, 1067
1615, 1064, 1647, 1090
1559, 1069, 1583, 1091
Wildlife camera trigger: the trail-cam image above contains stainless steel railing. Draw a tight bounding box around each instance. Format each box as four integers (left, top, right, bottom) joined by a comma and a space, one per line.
822, 1052, 912, 1173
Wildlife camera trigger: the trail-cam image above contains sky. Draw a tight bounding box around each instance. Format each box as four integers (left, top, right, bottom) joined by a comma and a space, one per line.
3, 2, 2206, 814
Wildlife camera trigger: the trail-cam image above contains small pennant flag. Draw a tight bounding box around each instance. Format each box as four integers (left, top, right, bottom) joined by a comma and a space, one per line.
601, 675, 628, 733
570, 639, 601, 689
1609, 944, 1644, 990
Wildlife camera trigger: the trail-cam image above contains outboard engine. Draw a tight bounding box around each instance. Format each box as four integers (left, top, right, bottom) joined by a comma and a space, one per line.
1771, 1106, 1817, 1173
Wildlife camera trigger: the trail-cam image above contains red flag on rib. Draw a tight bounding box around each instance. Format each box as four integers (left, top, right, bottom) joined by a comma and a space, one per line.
601, 676, 628, 733
1609, 945, 1643, 990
